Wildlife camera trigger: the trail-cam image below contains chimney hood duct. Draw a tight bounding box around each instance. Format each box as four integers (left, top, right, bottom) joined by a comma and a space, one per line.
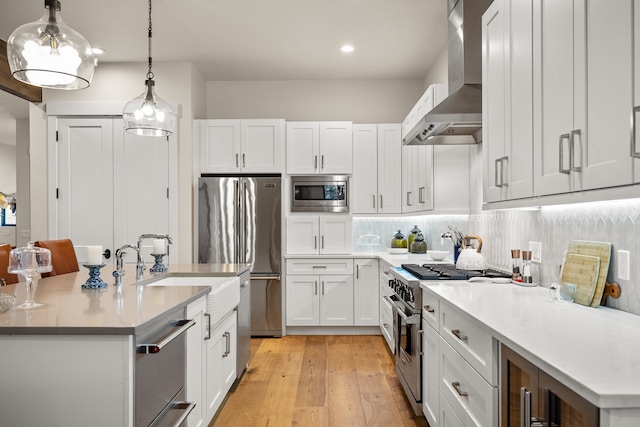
403, 0, 492, 146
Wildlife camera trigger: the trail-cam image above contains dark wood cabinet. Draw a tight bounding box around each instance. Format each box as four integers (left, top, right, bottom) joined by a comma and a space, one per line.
501, 344, 599, 427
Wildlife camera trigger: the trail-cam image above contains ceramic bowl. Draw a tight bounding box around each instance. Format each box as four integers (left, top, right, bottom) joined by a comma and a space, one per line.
427, 250, 449, 261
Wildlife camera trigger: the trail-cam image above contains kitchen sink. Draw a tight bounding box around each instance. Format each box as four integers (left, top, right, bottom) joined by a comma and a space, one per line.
148, 276, 241, 326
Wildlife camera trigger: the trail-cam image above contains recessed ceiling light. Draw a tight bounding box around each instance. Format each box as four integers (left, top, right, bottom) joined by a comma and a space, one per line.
341, 44, 354, 53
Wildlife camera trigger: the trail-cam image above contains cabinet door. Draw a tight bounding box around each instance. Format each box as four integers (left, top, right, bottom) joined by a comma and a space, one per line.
402, 145, 420, 213
482, 0, 508, 203
200, 120, 241, 173
286, 122, 319, 174
240, 119, 284, 173
422, 320, 440, 427
319, 122, 353, 174
319, 216, 352, 254
581, 0, 634, 189
219, 312, 237, 397
286, 274, 320, 326
417, 145, 434, 211
534, 0, 585, 196
377, 124, 402, 214
286, 216, 319, 255
635, 2, 640, 182
319, 274, 354, 326
352, 124, 379, 214
354, 258, 379, 326
501, 344, 540, 427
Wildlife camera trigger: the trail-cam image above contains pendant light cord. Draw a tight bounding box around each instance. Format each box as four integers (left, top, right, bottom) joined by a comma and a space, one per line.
147, 0, 154, 80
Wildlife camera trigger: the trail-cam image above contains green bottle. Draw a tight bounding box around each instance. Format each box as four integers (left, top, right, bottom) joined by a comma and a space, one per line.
391, 230, 407, 248
407, 225, 421, 252
410, 232, 427, 254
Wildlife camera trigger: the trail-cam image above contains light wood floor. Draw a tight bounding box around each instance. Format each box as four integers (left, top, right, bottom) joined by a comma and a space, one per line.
211, 335, 429, 427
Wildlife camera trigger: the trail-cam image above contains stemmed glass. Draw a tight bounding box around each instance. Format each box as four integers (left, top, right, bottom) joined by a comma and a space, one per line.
8, 242, 52, 310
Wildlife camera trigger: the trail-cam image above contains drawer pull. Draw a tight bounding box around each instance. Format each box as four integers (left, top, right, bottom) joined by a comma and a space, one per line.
424, 305, 435, 313
452, 381, 468, 397
452, 329, 467, 341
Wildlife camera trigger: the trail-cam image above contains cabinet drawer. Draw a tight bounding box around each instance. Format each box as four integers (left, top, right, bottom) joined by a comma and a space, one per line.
379, 296, 394, 353
440, 301, 497, 385
440, 392, 465, 427
286, 258, 353, 275
440, 338, 498, 427
422, 288, 439, 330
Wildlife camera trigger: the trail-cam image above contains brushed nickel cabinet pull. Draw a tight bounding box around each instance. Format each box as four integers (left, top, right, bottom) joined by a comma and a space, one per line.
632, 106, 640, 158
424, 305, 435, 313
570, 129, 582, 172
452, 381, 468, 397
559, 133, 571, 174
451, 329, 467, 341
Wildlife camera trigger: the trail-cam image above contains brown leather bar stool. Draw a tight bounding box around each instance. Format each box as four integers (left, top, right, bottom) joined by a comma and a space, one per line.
34, 239, 79, 277
0, 244, 19, 285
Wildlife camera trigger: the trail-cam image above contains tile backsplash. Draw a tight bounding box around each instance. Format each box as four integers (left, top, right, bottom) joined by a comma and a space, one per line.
353, 198, 640, 316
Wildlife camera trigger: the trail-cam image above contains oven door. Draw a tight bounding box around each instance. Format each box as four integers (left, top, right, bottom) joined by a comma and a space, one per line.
392, 303, 422, 406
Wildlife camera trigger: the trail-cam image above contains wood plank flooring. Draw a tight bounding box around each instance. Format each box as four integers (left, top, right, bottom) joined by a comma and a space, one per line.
211, 335, 429, 427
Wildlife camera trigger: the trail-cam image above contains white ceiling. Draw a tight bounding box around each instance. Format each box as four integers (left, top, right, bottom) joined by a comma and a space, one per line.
0, 0, 448, 144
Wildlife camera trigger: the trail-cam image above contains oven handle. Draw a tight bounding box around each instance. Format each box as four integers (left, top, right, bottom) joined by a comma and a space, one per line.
384, 295, 420, 325
169, 401, 196, 427
137, 319, 196, 354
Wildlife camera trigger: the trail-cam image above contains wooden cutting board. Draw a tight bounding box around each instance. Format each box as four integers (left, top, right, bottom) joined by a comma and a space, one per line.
566, 240, 612, 307
560, 253, 600, 306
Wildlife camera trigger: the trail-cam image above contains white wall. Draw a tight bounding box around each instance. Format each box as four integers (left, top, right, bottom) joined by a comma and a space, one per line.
206, 79, 424, 123
0, 144, 16, 194
422, 45, 448, 89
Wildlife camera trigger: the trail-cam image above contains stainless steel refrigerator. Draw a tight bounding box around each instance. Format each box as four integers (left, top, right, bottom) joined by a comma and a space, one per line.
198, 175, 282, 337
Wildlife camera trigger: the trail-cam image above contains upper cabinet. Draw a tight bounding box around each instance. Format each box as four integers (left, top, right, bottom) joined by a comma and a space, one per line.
198, 119, 285, 174
533, 0, 634, 196
402, 145, 434, 213
352, 124, 402, 214
286, 122, 353, 175
482, 0, 534, 203
401, 84, 448, 141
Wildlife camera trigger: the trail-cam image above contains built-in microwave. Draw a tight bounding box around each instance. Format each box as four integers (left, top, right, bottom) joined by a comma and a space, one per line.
291, 175, 348, 213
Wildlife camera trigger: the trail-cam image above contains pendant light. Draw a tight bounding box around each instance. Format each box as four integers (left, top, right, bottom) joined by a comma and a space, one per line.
6, 0, 96, 90
122, 0, 176, 137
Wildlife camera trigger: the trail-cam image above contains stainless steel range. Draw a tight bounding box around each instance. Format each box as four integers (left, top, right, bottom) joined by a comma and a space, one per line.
386, 263, 511, 416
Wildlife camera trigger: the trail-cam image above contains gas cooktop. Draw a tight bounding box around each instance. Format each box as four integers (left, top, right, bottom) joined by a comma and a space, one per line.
400, 263, 512, 281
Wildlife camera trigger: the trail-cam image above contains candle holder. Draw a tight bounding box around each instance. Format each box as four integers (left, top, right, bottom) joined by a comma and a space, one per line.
82, 264, 108, 289
150, 253, 167, 273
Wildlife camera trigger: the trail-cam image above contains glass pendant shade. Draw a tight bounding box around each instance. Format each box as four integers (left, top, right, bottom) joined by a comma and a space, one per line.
123, 79, 176, 137
6, 0, 95, 90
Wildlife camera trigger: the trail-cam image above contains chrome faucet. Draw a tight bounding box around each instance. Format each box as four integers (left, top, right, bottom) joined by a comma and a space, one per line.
113, 244, 144, 285
137, 234, 173, 274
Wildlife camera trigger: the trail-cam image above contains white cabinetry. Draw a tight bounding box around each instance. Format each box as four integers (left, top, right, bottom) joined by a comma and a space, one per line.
286, 215, 352, 255
286, 122, 353, 174
422, 290, 440, 427
482, 0, 534, 203
402, 145, 434, 213
353, 258, 379, 326
378, 259, 395, 353
198, 119, 284, 174
352, 124, 402, 214
285, 259, 354, 326
401, 84, 448, 141
533, 0, 634, 196
205, 310, 237, 422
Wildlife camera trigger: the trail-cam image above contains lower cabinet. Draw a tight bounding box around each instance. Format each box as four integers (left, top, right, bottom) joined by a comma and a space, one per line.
206, 311, 237, 422
501, 344, 598, 427
186, 297, 207, 427
422, 288, 499, 427
354, 258, 379, 326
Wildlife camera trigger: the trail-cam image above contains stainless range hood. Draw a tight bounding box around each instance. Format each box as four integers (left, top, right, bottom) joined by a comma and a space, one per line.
404, 0, 492, 146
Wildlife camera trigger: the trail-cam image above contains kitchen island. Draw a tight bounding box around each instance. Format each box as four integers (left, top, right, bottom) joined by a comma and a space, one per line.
0, 263, 250, 427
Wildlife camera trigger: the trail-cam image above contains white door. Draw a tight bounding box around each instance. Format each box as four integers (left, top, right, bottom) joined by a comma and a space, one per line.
53, 116, 174, 265
353, 258, 379, 326
417, 145, 434, 211
200, 120, 241, 173
286, 216, 319, 255
113, 121, 171, 262
352, 124, 378, 214
319, 216, 352, 254
319, 122, 353, 174
286, 275, 320, 326
53, 117, 114, 264
241, 119, 284, 173
286, 122, 319, 174
319, 274, 353, 326
377, 124, 402, 214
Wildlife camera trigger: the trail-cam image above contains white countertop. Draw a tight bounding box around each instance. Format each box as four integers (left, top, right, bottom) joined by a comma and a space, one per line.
422, 280, 640, 409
